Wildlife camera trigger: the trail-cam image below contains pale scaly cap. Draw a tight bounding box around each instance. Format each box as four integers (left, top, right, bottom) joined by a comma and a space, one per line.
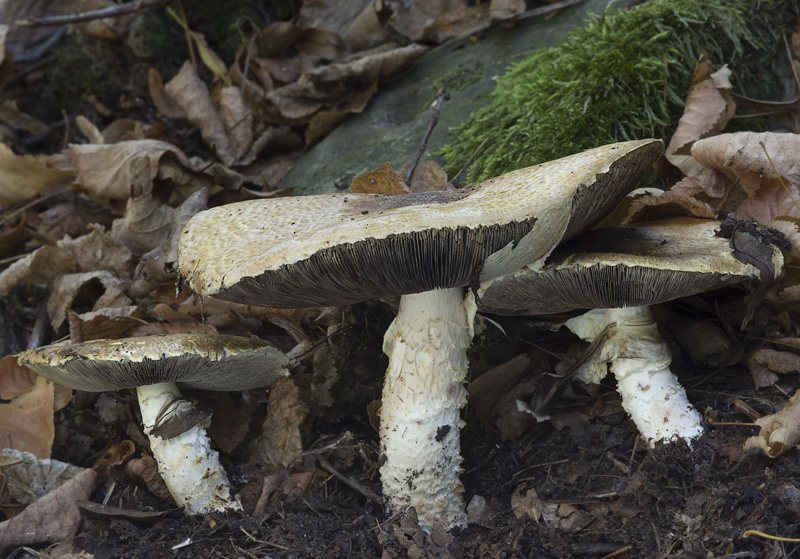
479, 217, 783, 315
18, 333, 289, 391
178, 139, 662, 308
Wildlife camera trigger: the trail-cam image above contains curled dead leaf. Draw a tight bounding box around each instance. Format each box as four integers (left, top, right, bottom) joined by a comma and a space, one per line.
0, 466, 96, 553
259, 377, 309, 467
744, 389, 800, 457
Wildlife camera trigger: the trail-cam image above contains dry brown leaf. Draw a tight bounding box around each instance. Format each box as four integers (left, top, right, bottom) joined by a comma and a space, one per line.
132, 187, 208, 295
259, 377, 309, 467
665, 53, 735, 175
48, 270, 132, 330
745, 348, 800, 389
164, 61, 237, 166
468, 354, 530, 435
262, 44, 426, 125
421, 4, 489, 43
110, 191, 174, 253
311, 345, 339, 408
219, 86, 253, 160
0, 466, 96, 553
1, 355, 70, 412
490, 0, 526, 21
744, 389, 800, 457
510, 486, 595, 532
206, 392, 257, 454
57, 140, 194, 200
402, 160, 451, 193
0, 100, 48, 135
0, 245, 77, 297
76, 115, 104, 144
0, 143, 74, 206
124, 454, 173, 503
0, 449, 86, 507
622, 189, 716, 224
0, 375, 55, 458
148, 68, 185, 119
691, 132, 800, 224
79, 0, 130, 39
350, 162, 409, 194
60, 225, 135, 278
92, 440, 135, 474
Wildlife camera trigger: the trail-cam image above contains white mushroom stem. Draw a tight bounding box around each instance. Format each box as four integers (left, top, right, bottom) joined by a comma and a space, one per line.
380, 288, 475, 531
565, 306, 703, 446
137, 382, 242, 514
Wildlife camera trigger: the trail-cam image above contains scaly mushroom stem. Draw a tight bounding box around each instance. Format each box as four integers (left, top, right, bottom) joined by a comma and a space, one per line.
137, 382, 242, 514
565, 306, 703, 446
380, 288, 474, 531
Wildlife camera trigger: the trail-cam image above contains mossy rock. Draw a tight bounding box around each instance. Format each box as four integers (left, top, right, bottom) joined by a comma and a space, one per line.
441, 0, 800, 183
281, 0, 603, 195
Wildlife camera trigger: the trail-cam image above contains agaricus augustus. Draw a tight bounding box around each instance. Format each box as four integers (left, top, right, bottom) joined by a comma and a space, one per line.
178, 139, 662, 530
479, 217, 785, 444
18, 333, 289, 514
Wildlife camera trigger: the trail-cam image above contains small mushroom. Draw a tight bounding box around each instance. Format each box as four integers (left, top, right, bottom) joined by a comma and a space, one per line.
479, 217, 785, 444
18, 333, 289, 514
178, 139, 662, 529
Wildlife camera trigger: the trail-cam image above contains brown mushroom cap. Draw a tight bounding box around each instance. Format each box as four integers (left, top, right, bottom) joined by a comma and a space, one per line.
178, 140, 662, 308
479, 217, 776, 315
18, 333, 289, 392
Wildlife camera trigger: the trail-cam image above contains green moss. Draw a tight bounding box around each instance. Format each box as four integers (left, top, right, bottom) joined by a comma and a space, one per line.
441, 0, 799, 184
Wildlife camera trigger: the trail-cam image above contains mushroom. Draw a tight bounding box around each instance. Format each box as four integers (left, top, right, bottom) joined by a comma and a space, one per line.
18, 333, 289, 514
178, 138, 662, 529
479, 217, 785, 444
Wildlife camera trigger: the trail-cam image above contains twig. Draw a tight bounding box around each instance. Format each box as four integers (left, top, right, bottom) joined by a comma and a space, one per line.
404, 87, 450, 185
312, 452, 381, 504
15, 0, 171, 27
743, 529, 800, 542
175, 0, 198, 73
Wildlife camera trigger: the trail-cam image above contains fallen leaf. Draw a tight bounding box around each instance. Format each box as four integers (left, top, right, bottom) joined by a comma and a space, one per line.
665, 53, 735, 175
350, 162, 409, 194
691, 132, 800, 224
259, 377, 309, 467
0, 465, 96, 553
745, 348, 800, 389
0, 143, 73, 206
56, 140, 195, 200
744, 389, 800, 457
164, 61, 237, 166
0, 449, 86, 507
124, 454, 173, 504
510, 486, 594, 532
219, 86, 253, 160
0, 372, 55, 458
48, 270, 132, 330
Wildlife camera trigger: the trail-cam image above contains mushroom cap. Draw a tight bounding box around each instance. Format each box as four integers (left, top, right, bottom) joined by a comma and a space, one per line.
178, 139, 662, 308
18, 333, 289, 392
479, 217, 782, 315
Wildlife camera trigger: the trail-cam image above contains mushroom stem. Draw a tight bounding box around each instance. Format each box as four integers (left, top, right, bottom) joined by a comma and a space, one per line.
137, 382, 242, 514
380, 288, 474, 531
565, 306, 703, 446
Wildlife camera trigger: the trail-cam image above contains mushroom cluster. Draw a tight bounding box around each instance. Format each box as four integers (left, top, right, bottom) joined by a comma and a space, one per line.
178, 139, 662, 529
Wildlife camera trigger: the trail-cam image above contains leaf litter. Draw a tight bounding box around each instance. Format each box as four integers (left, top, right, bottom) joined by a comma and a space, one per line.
1, 1, 800, 557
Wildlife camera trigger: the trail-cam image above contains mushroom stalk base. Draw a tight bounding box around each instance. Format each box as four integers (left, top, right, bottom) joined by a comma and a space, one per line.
380, 288, 472, 531
137, 382, 242, 514
565, 306, 703, 446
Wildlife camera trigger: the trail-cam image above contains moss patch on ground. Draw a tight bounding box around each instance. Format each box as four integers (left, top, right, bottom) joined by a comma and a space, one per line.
441, 0, 799, 183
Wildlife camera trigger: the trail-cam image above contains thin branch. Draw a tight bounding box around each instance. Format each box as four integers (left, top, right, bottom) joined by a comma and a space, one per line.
404, 87, 450, 185
16, 0, 171, 27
